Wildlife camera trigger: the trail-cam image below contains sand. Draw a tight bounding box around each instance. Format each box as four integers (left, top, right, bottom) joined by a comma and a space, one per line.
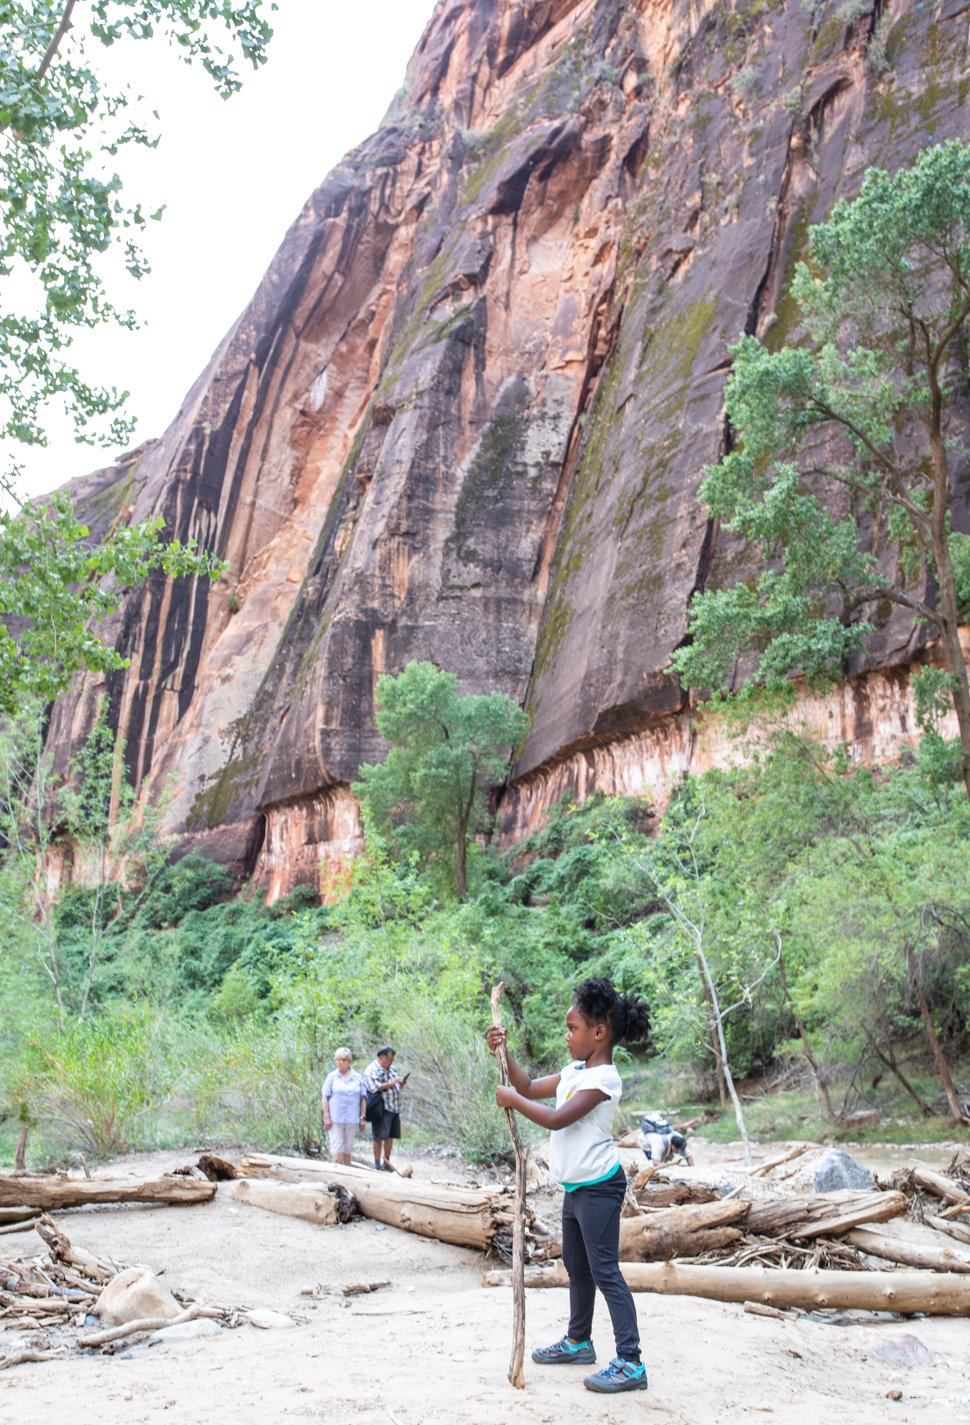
3, 1144, 970, 1425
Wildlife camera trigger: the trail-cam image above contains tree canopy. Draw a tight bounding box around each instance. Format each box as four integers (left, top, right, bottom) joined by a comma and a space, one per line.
671, 140, 970, 797
1, 0, 275, 459
353, 661, 530, 900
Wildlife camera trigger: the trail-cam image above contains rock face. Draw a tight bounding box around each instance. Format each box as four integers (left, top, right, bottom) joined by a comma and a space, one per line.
49, 0, 970, 895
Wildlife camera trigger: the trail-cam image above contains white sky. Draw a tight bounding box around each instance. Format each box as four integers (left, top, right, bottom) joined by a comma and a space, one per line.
17, 0, 435, 497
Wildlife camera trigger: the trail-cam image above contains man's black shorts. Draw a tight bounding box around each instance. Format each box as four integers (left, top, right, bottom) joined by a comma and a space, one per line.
373, 1109, 401, 1141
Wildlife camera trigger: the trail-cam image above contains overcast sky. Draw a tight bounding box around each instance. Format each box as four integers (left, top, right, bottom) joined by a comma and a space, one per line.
19, 0, 435, 497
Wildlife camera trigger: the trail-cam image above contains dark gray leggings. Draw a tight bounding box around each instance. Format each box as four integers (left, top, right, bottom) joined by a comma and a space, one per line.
562, 1164, 640, 1361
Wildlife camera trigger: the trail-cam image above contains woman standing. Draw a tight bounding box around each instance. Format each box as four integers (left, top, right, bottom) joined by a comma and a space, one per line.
322, 1048, 366, 1165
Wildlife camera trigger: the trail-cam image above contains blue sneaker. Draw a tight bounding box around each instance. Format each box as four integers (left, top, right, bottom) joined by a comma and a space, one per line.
584, 1357, 648, 1393
531, 1335, 596, 1365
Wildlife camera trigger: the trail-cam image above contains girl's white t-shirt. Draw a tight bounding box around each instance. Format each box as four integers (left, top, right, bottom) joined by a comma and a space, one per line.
549, 1060, 623, 1189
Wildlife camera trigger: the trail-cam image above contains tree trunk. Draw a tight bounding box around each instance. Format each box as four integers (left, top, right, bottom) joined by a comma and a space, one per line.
617, 1199, 749, 1261
483, 1260, 970, 1314
776, 947, 837, 1123
906, 945, 968, 1123
238, 1153, 525, 1251
227, 1178, 355, 1226
0, 1175, 216, 1209
695, 952, 727, 1106
744, 1190, 908, 1239
845, 1226, 970, 1273
927, 419, 970, 800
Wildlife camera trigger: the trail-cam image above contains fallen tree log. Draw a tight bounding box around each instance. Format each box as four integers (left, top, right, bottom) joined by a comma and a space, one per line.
926, 1214, 970, 1247
845, 1227, 970, 1273
33, 1214, 116, 1282
482, 1260, 970, 1313
618, 1199, 749, 1261
634, 1182, 718, 1208
0, 1175, 216, 1210
228, 1178, 356, 1227
238, 1153, 524, 1251
744, 1191, 907, 1239
0, 1207, 36, 1224
909, 1163, 970, 1208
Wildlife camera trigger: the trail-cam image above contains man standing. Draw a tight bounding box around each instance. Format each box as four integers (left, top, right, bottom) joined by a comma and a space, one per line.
364, 1044, 406, 1172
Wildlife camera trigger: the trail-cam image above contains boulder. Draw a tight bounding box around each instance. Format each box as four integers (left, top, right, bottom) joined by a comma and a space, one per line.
813, 1149, 874, 1194
95, 1267, 182, 1326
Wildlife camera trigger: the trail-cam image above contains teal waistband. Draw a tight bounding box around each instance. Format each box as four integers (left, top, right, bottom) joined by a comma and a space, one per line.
561, 1161, 621, 1193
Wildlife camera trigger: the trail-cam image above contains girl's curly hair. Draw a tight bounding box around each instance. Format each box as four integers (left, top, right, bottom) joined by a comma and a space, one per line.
574, 976, 649, 1046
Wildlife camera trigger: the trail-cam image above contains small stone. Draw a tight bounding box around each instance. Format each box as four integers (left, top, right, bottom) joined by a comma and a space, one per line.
246, 1308, 295, 1331
299, 1286, 314, 1297
813, 1148, 873, 1193
869, 1335, 933, 1369
147, 1320, 223, 1344
886, 1389, 903, 1401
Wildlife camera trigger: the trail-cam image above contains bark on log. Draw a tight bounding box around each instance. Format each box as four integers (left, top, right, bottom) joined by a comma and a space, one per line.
845, 1227, 970, 1273
618, 1199, 749, 1261
635, 1183, 718, 1208
0, 1207, 36, 1224
744, 1191, 907, 1239
238, 1153, 522, 1250
910, 1164, 970, 1207
227, 1178, 354, 1226
482, 1260, 970, 1313
33, 1214, 116, 1282
0, 1175, 217, 1209
926, 1214, 970, 1247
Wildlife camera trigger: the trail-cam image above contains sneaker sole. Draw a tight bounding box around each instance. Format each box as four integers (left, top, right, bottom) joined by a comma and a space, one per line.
584, 1376, 648, 1393
532, 1350, 596, 1365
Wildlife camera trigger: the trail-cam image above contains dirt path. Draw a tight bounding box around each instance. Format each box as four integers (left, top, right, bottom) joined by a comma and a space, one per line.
3, 1147, 970, 1425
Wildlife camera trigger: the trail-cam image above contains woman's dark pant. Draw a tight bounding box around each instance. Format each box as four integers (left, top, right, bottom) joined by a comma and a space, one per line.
562, 1165, 640, 1360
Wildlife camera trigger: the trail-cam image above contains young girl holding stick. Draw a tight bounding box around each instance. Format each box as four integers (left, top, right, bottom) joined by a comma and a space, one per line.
487, 976, 650, 1395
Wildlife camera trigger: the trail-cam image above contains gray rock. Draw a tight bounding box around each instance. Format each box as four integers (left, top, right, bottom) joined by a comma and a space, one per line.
869, 1335, 934, 1369
246, 1308, 295, 1331
813, 1149, 874, 1193
147, 1319, 223, 1345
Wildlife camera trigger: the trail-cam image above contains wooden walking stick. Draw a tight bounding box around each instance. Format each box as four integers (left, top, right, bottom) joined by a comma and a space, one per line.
490, 981, 527, 1389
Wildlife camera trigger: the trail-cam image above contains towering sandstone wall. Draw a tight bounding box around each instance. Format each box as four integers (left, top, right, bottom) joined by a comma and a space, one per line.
48, 0, 970, 896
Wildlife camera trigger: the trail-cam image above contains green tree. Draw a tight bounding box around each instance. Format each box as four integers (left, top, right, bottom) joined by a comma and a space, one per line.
671, 141, 970, 799
1, 0, 275, 454
354, 662, 530, 900
0, 493, 222, 711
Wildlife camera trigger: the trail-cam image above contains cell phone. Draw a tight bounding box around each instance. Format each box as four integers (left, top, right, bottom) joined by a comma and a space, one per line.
401, 1071, 410, 1084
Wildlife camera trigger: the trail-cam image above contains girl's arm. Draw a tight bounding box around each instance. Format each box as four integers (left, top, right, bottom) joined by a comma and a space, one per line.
486, 1026, 560, 1100
496, 1083, 607, 1130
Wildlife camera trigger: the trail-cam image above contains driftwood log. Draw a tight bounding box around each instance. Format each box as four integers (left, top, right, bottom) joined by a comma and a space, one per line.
490, 980, 526, 1390
618, 1199, 749, 1261
909, 1163, 970, 1207
228, 1178, 356, 1226
845, 1227, 970, 1273
34, 1214, 116, 1282
744, 1190, 908, 1240
238, 1153, 526, 1251
0, 1175, 216, 1210
926, 1214, 970, 1247
482, 1260, 970, 1314
77, 1302, 223, 1348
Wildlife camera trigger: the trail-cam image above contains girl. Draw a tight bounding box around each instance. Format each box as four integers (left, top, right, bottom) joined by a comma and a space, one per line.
487, 977, 649, 1394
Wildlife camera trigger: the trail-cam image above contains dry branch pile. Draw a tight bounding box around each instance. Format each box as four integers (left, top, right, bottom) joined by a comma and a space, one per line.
0, 1215, 229, 1370
488, 1148, 970, 1316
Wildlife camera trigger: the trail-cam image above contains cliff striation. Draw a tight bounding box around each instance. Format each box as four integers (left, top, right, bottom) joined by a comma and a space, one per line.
48, 0, 970, 896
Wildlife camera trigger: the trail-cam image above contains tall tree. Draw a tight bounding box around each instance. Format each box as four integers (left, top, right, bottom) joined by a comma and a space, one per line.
354, 662, 529, 900
671, 141, 970, 798
1, 0, 275, 458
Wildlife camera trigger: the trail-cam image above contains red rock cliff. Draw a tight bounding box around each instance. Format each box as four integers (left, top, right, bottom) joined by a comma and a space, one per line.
48, 0, 970, 896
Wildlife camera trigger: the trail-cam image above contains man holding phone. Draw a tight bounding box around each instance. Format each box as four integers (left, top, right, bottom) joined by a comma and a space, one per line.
363, 1044, 408, 1172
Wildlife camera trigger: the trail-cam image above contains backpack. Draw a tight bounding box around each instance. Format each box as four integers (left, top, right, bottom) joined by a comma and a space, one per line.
639, 1111, 673, 1137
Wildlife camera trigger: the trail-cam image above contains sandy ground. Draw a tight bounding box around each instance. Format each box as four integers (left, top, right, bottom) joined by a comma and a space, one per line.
3, 1143, 970, 1425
